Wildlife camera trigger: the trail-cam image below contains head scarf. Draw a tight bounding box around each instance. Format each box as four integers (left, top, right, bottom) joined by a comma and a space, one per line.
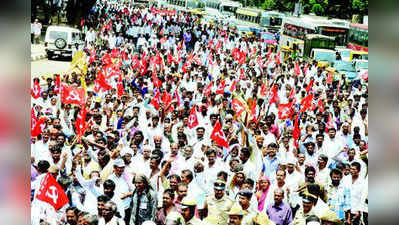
256, 176, 270, 212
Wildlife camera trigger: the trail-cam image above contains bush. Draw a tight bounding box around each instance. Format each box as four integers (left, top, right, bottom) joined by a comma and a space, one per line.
311, 3, 324, 16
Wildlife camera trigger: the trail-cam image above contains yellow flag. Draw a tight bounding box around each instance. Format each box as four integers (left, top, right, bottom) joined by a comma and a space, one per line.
80, 75, 87, 93
70, 50, 88, 75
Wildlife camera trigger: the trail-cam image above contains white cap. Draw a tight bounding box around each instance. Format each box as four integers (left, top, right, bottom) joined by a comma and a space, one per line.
142, 221, 156, 225
307, 222, 320, 225
121, 147, 135, 157
286, 156, 297, 165
113, 158, 126, 167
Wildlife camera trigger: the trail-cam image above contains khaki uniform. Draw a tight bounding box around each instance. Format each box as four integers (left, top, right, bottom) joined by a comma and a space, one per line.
292, 208, 316, 225
241, 207, 257, 225
205, 195, 234, 225
186, 217, 203, 225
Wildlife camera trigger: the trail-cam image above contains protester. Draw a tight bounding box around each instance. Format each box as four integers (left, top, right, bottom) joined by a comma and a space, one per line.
31, 1, 368, 225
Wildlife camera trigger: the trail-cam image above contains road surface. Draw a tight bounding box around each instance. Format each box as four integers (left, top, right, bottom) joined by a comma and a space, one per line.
31, 58, 71, 79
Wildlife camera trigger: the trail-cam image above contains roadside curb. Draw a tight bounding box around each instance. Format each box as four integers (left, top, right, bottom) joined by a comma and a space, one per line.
31, 53, 47, 61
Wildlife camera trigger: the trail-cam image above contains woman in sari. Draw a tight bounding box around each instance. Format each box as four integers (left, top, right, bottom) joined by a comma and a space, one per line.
255, 176, 271, 212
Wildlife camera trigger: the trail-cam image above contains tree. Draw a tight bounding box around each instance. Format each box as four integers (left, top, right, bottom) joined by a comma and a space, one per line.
311, 3, 324, 15
352, 0, 368, 16
261, 0, 276, 10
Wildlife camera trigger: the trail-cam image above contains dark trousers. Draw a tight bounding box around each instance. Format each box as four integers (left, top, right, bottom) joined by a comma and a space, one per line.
124, 208, 131, 225
363, 212, 368, 225
351, 213, 362, 225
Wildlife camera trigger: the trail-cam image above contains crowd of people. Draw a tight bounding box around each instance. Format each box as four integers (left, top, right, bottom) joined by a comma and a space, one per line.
31, 1, 368, 225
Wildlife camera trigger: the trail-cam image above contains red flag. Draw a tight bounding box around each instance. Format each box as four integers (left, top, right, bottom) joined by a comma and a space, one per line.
288, 87, 296, 104
260, 83, 268, 97
94, 70, 112, 92
31, 108, 47, 137
239, 68, 246, 81
80, 18, 85, 27
250, 99, 257, 121
278, 103, 293, 120
327, 113, 335, 129
150, 90, 160, 110
361, 71, 368, 81
292, 115, 300, 149
152, 71, 162, 88
256, 56, 264, 69
268, 85, 279, 105
102, 53, 112, 65
215, 40, 222, 51
188, 105, 199, 129
61, 84, 86, 105
167, 52, 176, 65
305, 79, 314, 94
318, 98, 324, 113
238, 51, 246, 65
121, 49, 128, 61
208, 39, 214, 49
106, 21, 112, 31
327, 71, 333, 84
266, 46, 272, 59
131, 54, 140, 69
294, 61, 301, 76
229, 80, 237, 93
210, 120, 229, 148
204, 82, 213, 96
174, 89, 181, 106
89, 48, 96, 64
300, 94, 313, 113
216, 80, 225, 94
117, 73, 124, 98
54, 75, 61, 94
111, 48, 120, 59
231, 98, 246, 117
232, 47, 239, 60
31, 108, 37, 135
35, 173, 69, 210
275, 51, 281, 65
31, 79, 41, 99
75, 107, 87, 141
161, 91, 172, 107
207, 52, 214, 66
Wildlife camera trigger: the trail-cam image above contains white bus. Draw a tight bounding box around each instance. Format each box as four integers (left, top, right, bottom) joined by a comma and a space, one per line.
235, 7, 263, 27
166, 0, 205, 10
260, 11, 285, 33
219, 0, 241, 17
279, 16, 349, 56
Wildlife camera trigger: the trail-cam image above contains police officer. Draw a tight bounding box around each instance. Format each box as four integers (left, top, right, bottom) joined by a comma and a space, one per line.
201, 180, 233, 224
180, 196, 202, 225
228, 205, 245, 225
293, 193, 318, 225
236, 189, 257, 225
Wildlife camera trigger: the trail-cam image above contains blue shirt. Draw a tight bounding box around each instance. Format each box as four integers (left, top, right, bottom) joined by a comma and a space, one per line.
262, 156, 280, 178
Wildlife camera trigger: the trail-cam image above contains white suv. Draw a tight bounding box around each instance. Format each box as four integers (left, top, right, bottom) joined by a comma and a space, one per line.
44, 25, 84, 59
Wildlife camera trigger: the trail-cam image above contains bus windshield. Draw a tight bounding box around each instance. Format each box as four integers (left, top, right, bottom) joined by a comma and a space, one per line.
318, 27, 348, 46
221, 5, 237, 14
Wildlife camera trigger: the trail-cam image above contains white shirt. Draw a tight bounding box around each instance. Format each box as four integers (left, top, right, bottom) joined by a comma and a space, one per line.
108, 173, 132, 210
350, 176, 366, 212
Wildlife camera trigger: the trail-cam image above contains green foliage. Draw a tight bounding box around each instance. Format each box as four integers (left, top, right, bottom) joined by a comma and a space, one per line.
311, 3, 324, 15
234, 0, 367, 18
261, 0, 276, 10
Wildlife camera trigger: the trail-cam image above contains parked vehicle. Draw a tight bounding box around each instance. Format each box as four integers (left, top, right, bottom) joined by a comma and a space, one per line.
44, 25, 84, 59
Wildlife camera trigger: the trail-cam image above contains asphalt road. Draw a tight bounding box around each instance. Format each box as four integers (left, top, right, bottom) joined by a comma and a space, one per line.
31, 57, 71, 79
